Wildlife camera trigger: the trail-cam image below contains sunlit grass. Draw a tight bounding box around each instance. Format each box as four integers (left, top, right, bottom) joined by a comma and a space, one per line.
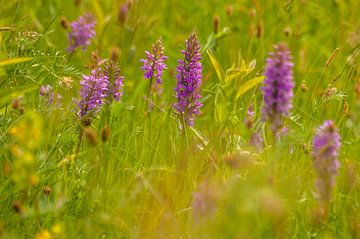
1, 0, 360, 238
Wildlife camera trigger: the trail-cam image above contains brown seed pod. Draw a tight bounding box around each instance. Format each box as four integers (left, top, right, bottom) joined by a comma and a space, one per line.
213, 15, 220, 34
11, 98, 21, 110
81, 117, 92, 127
83, 127, 98, 146
42, 185, 53, 196
118, 3, 129, 24
12, 200, 24, 214
300, 81, 308, 92
101, 125, 111, 142
225, 5, 233, 17
110, 46, 120, 62
60, 17, 69, 29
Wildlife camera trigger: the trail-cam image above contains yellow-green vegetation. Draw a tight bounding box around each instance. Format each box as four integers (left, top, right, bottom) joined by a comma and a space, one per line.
1, 0, 360, 238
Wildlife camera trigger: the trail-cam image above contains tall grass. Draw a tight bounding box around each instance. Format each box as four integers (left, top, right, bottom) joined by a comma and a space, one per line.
1, 0, 360, 238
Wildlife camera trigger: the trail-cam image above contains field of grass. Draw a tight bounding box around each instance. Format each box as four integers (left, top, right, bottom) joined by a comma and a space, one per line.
1, 0, 360, 238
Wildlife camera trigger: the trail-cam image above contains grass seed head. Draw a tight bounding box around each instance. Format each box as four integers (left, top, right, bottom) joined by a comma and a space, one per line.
101, 125, 111, 142
83, 127, 98, 146
60, 17, 69, 29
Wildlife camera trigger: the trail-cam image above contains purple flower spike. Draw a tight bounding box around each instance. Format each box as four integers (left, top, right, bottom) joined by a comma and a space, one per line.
249, 132, 264, 151
191, 183, 218, 222
140, 38, 167, 85
262, 44, 294, 133
77, 60, 125, 118
312, 120, 341, 202
173, 33, 203, 127
77, 69, 109, 118
67, 13, 96, 53
99, 60, 125, 103
113, 73, 124, 101
40, 85, 51, 96
40, 85, 62, 104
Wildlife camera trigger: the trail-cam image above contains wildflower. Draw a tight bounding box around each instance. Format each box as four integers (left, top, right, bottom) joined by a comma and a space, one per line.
249, 132, 264, 151
101, 60, 125, 102
173, 33, 203, 126
312, 120, 341, 202
28, 174, 39, 186
262, 44, 294, 133
77, 61, 124, 118
35, 230, 52, 239
140, 38, 167, 85
59, 76, 74, 89
77, 68, 109, 118
51, 223, 63, 236
244, 103, 255, 128
67, 13, 96, 53
40, 85, 62, 103
191, 183, 218, 222
40, 85, 52, 97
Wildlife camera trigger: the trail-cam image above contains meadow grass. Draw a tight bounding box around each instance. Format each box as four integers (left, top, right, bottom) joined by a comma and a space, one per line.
1, 0, 360, 238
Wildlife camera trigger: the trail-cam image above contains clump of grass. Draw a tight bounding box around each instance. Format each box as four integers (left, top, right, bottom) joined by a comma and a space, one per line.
1, 1, 360, 238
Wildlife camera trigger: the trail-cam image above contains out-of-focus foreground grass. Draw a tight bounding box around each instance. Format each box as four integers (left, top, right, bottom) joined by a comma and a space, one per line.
1, 0, 360, 238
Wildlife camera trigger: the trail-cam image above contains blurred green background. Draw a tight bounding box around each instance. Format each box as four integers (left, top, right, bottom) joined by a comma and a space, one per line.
1, 0, 360, 238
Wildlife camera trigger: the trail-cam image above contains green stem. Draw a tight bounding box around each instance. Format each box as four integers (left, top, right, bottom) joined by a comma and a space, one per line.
34, 191, 40, 229
75, 126, 83, 155
66, 51, 74, 64
145, 77, 153, 112
181, 114, 189, 148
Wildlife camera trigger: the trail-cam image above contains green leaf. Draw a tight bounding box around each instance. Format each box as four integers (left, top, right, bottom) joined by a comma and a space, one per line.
248, 59, 257, 69
214, 88, 228, 123
214, 27, 231, 40
225, 64, 243, 83
190, 127, 209, 146
224, 60, 257, 83
203, 33, 216, 53
202, 28, 232, 53
0, 85, 38, 106
0, 27, 13, 31
207, 50, 224, 83
235, 76, 264, 99
91, 1, 104, 31
0, 57, 33, 67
